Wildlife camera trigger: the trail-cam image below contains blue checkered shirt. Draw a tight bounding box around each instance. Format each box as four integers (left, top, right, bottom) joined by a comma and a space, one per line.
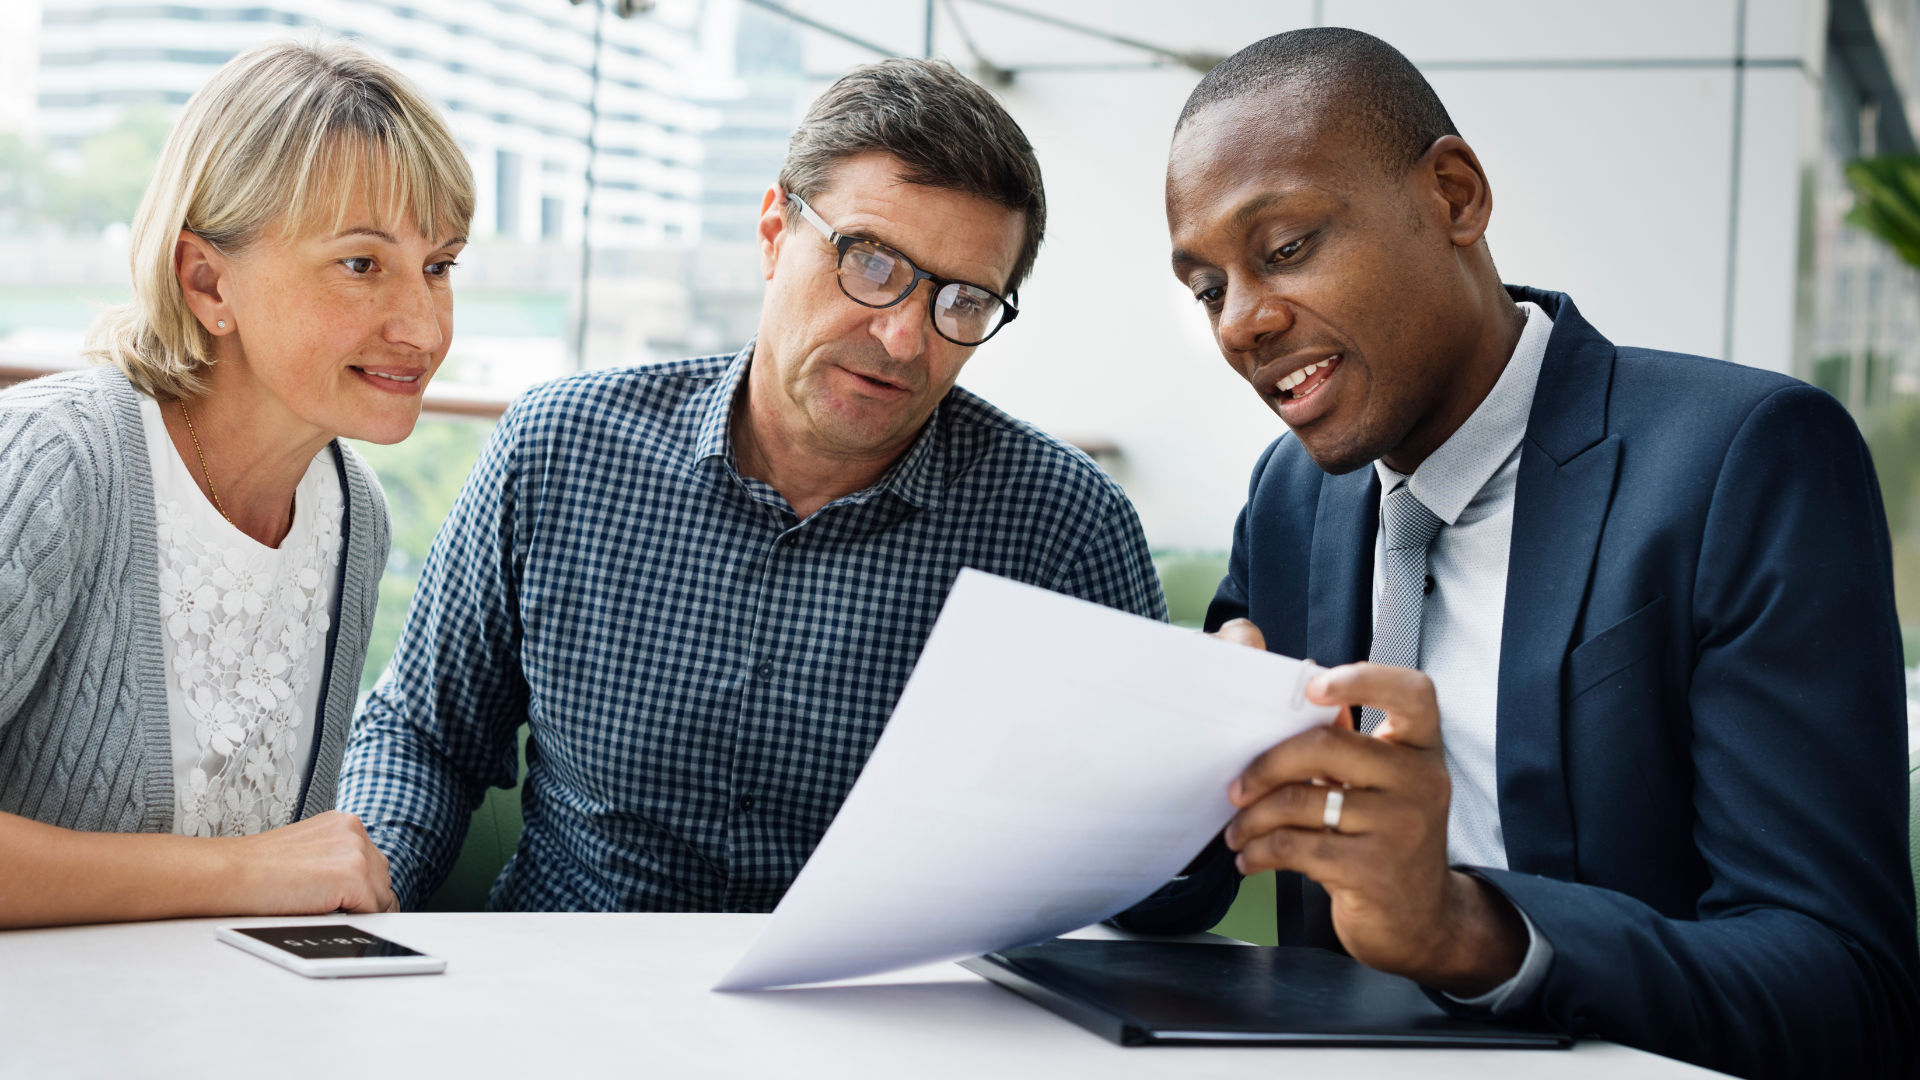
338, 344, 1166, 911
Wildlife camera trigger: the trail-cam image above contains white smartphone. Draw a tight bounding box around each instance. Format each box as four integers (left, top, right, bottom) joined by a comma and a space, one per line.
216, 924, 447, 978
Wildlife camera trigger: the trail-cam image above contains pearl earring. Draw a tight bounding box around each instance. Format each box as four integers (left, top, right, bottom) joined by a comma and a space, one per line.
216, 320, 226, 329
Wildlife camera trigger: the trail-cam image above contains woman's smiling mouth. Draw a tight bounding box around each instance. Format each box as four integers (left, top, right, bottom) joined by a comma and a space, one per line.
352, 365, 426, 394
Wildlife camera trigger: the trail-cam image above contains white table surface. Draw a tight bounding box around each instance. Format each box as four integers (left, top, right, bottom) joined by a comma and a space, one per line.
0, 913, 1725, 1079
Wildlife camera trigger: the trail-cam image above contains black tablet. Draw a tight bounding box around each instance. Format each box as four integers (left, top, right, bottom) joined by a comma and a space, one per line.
960, 939, 1572, 1049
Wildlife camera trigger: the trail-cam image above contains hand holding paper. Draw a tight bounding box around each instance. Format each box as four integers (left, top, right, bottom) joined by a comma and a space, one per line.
1224, 659, 1530, 997
715, 569, 1339, 991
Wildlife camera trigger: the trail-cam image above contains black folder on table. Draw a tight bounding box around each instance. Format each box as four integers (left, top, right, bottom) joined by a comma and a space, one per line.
959, 939, 1572, 1049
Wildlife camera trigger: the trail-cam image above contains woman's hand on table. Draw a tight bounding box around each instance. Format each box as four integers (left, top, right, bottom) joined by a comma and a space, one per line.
227, 811, 397, 915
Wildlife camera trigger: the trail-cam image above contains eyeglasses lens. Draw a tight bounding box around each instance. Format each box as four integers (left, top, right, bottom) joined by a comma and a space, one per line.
837, 239, 1006, 345
840, 242, 911, 303
934, 282, 1006, 345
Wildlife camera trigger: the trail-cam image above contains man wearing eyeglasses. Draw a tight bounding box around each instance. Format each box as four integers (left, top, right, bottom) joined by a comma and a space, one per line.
337, 59, 1168, 914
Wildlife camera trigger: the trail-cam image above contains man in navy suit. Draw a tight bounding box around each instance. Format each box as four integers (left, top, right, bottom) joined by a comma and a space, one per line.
1119, 28, 1920, 1078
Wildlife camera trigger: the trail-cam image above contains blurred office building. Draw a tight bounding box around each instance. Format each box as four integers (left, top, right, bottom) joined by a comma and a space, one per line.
9, 0, 725, 382
11, 0, 1920, 560
685, 2, 800, 356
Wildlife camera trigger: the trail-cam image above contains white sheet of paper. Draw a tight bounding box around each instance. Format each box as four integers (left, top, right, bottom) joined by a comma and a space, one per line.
714, 569, 1340, 991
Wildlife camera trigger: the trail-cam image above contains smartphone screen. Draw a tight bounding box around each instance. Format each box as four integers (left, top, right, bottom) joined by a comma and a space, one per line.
229, 925, 425, 960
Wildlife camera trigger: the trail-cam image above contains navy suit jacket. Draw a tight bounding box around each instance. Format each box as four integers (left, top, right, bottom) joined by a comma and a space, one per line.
1121, 288, 1920, 1078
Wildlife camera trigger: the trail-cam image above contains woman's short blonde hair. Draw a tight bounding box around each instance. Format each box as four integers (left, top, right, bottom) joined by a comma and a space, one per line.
88, 38, 475, 400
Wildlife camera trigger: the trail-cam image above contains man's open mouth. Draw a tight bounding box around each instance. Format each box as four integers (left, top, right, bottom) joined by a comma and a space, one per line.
845, 368, 909, 393
1275, 354, 1340, 401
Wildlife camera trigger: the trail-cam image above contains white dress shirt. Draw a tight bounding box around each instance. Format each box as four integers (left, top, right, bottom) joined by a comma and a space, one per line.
1369, 300, 1554, 1010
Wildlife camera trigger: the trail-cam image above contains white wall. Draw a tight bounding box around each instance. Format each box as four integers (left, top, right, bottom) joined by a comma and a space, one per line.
773, 1, 1820, 550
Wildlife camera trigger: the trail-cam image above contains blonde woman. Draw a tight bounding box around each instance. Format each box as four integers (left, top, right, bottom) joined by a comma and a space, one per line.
0, 38, 473, 927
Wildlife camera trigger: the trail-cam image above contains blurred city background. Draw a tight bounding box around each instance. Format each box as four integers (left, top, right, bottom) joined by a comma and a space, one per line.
3, 0, 1920, 748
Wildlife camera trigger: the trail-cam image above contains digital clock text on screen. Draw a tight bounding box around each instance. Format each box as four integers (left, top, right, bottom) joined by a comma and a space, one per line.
233, 925, 425, 960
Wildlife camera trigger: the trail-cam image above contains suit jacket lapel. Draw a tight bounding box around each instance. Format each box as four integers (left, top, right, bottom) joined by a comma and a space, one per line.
1307, 467, 1379, 668
1497, 289, 1621, 880
1282, 465, 1378, 951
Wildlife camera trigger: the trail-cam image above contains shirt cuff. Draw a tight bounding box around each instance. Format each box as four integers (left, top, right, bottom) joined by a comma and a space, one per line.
1442, 902, 1554, 1013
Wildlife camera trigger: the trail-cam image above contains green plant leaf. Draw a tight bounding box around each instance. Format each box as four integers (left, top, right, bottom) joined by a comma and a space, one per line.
1846, 155, 1920, 268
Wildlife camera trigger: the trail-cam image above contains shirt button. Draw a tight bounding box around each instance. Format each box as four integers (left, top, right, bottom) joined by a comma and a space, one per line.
754, 660, 774, 679
738, 795, 756, 811
784, 534, 800, 547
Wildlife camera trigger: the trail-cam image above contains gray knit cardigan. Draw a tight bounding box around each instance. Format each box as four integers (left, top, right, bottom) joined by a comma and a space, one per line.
0, 366, 389, 833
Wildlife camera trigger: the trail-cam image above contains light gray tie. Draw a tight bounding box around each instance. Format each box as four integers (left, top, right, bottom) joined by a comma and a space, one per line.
1361, 484, 1444, 735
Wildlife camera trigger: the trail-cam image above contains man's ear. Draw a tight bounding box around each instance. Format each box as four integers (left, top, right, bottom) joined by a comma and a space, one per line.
1420, 135, 1494, 250
174, 230, 235, 336
757, 185, 789, 282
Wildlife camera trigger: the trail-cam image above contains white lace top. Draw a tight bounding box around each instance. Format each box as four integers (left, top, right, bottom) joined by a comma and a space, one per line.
137, 396, 343, 837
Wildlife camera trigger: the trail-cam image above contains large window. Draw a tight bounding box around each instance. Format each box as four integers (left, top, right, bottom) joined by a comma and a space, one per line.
8, 2, 1920, 756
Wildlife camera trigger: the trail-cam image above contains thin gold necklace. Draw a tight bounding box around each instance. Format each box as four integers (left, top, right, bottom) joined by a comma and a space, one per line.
177, 400, 234, 525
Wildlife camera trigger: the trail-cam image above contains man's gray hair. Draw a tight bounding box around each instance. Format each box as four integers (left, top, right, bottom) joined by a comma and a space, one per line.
778, 58, 1045, 294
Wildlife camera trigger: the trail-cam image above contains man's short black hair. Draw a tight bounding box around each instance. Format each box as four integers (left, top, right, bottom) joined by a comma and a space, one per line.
1177, 28, 1459, 173
780, 58, 1044, 294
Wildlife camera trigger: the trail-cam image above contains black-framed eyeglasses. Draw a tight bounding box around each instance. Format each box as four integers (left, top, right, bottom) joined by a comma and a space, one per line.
788, 192, 1019, 347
